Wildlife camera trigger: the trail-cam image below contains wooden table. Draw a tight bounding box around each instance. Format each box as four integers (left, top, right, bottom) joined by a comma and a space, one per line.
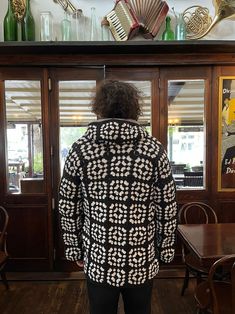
177, 223, 235, 267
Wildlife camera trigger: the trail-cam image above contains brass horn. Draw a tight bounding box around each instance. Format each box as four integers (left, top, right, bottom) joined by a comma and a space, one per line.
184, 0, 235, 39
53, 0, 82, 15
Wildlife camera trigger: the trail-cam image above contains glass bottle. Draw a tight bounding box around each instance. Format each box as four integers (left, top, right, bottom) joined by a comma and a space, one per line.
3, 0, 18, 41
90, 7, 98, 41
72, 10, 82, 41
162, 16, 175, 41
40, 12, 53, 41
22, 0, 35, 41
61, 12, 72, 41
175, 14, 186, 40
101, 16, 110, 41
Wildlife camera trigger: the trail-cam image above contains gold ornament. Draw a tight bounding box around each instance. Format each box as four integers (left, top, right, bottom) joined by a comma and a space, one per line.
183, 0, 235, 39
183, 6, 212, 39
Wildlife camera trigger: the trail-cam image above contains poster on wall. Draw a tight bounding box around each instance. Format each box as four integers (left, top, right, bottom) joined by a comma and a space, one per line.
218, 77, 235, 190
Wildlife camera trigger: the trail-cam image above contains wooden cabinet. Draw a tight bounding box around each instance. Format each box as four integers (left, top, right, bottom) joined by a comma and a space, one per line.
0, 41, 235, 271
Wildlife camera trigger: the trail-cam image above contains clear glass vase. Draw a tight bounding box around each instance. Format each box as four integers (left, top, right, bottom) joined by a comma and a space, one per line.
61, 12, 72, 41
101, 16, 111, 41
175, 14, 186, 40
40, 11, 53, 41
90, 7, 100, 41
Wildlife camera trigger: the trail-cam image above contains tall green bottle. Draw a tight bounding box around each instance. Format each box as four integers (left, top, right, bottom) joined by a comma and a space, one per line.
22, 0, 35, 41
3, 0, 17, 41
162, 16, 175, 40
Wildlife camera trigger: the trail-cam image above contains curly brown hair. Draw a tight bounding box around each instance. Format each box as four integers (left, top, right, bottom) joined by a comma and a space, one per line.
91, 80, 143, 120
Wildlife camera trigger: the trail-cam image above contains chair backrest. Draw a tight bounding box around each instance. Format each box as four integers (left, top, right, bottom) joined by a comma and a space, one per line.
0, 206, 9, 250
192, 166, 203, 172
208, 254, 235, 314
183, 171, 203, 187
171, 164, 186, 174
178, 202, 218, 224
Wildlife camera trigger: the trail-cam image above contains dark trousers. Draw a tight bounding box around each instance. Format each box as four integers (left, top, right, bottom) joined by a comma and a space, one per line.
86, 278, 153, 314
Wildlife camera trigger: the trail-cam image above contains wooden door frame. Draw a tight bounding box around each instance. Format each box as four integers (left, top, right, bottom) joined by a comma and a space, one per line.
0, 67, 53, 270
159, 66, 213, 202
48, 67, 104, 271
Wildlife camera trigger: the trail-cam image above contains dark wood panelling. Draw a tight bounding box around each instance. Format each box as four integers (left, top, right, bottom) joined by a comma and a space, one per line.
216, 201, 235, 223
1, 41, 235, 67
7, 206, 48, 257
0, 42, 235, 272
5, 205, 50, 271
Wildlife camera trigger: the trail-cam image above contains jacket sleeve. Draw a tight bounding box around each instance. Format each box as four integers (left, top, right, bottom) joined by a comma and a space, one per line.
58, 144, 84, 261
154, 145, 178, 264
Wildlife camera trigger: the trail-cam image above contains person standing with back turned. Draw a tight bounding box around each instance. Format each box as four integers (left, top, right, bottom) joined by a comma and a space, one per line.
58, 80, 178, 314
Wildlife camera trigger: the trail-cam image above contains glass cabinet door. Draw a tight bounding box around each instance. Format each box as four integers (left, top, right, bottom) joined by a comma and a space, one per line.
167, 79, 205, 189
5, 80, 44, 194
160, 67, 211, 192
59, 80, 97, 174
0, 68, 53, 271
49, 68, 103, 270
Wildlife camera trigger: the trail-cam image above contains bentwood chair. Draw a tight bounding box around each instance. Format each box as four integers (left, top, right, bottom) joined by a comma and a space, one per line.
178, 202, 218, 296
183, 171, 203, 187
0, 205, 9, 289
194, 254, 235, 314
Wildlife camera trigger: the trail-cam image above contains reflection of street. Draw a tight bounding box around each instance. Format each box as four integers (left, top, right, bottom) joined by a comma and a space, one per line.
8, 161, 25, 193
60, 147, 71, 175
61, 147, 69, 160
59, 126, 88, 176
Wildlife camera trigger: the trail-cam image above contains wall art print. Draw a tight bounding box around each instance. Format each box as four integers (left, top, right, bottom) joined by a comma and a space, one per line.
218, 77, 235, 190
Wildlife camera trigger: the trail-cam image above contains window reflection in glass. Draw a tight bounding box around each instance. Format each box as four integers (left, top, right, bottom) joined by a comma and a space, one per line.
59, 80, 152, 175
59, 80, 96, 174
5, 80, 43, 194
167, 80, 205, 189
124, 81, 151, 133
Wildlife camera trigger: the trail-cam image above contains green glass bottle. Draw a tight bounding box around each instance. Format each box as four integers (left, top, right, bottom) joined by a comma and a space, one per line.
22, 0, 35, 41
162, 16, 175, 41
3, 0, 17, 41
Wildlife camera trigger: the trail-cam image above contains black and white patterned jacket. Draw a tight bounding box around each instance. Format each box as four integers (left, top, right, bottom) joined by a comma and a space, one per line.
59, 119, 177, 287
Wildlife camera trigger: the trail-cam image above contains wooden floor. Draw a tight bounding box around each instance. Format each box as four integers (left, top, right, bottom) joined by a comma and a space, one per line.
0, 278, 197, 314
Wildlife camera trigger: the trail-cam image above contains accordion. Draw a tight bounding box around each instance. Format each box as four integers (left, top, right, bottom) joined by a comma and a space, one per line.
106, 0, 169, 41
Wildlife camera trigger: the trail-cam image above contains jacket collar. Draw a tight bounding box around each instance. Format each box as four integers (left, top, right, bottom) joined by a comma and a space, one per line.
85, 118, 148, 144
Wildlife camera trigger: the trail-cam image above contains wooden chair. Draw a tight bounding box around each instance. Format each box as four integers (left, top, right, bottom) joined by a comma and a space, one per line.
171, 164, 186, 174
0, 205, 9, 289
192, 166, 204, 172
194, 254, 235, 314
178, 202, 218, 296
183, 171, 203, 187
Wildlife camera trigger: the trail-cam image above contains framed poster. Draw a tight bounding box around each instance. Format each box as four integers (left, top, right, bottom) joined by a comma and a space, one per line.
218, 77, 235, 190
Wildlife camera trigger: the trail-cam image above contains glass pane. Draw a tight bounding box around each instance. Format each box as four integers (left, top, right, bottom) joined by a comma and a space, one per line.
5, 80, 44, 194
121, 81, 152, 134
59, 80, 152, 175
59, 80, 96, 174
167, 80, 205, 189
